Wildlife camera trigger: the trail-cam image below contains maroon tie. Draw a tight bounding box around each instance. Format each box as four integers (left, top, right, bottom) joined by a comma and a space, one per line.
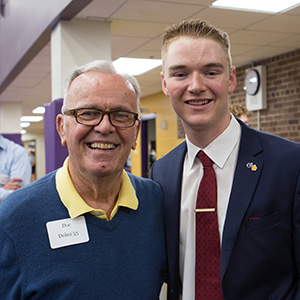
195, 151, 223, 299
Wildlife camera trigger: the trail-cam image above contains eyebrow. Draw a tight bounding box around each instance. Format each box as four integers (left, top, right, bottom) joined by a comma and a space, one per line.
168, 62, 225, 71
204, 63, 225, 70
168, 64, 187, 71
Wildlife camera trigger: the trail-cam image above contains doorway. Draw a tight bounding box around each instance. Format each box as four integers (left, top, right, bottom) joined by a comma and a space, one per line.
141, 113, 156, 178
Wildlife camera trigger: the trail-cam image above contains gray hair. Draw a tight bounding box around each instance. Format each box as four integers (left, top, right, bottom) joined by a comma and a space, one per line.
62, 60, 141, 112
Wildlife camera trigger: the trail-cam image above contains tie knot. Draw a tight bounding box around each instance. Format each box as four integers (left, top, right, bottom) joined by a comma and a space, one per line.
198, 151, 212, 168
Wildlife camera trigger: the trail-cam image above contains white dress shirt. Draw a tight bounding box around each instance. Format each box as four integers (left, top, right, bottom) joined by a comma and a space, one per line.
180, 116, 241, 299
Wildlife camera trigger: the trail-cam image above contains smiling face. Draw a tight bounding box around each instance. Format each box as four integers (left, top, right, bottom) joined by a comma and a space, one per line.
162, 36, 236, 146
56, 71, 140, 180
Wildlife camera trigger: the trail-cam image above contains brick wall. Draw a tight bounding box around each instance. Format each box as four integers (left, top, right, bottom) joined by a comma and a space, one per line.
230, 48, 300, 143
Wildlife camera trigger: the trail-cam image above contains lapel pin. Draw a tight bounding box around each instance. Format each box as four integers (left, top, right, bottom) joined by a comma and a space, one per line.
246, 162, 257, 171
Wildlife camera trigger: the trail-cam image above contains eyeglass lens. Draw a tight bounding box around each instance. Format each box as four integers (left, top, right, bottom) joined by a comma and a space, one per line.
75, 109, 136, 127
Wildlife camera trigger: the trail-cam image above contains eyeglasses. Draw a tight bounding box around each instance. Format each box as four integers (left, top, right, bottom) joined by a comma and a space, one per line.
63, 108, 139, 128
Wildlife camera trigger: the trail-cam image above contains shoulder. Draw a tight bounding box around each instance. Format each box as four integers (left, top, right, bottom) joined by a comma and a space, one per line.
241, 123, 300, 160
150, 141, 186, 181
127, 172, 161, 191
243, 123, 299, 147
127, 172, 164, 201
2, 137, 25, 151
127, 173, 165, 215
153, 141, 186, 166
2, 138, 29, 161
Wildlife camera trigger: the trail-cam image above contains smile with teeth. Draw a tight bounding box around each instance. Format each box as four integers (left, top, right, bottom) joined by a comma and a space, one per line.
187, 99, 211, 106
88, 142, 117, 150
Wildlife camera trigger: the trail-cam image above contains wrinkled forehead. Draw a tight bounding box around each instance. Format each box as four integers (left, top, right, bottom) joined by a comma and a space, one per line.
65, 71, 137, 109
69, 71, 127, 90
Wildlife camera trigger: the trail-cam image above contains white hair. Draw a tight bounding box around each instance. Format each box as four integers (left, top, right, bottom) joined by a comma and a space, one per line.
62, 60, 141, 112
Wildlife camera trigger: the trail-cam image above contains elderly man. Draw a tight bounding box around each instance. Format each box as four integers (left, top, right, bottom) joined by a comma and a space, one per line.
0, 60, 166, 299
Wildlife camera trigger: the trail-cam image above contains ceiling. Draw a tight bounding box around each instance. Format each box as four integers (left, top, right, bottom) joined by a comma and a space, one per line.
1, 0, 300, 135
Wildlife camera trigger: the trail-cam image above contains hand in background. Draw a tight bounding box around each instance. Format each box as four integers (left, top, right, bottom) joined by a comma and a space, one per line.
2, 178, 23, 191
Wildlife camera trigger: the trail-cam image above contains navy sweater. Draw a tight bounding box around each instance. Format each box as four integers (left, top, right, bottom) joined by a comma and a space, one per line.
0, 171, 166, 299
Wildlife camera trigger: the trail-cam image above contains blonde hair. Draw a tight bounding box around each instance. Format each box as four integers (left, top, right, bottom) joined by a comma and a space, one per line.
161, 19, 232, 69
229, 104, 248, 118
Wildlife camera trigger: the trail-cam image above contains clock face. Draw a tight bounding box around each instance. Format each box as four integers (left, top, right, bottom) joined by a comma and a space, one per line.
244, 69, 260, 95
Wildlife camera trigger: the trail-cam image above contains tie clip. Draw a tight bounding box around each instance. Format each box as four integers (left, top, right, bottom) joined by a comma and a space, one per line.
194, 208, 215, 213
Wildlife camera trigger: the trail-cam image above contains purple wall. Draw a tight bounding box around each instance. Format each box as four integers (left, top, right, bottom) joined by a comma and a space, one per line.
2, 134, 23, 146
44, 99, 68, 173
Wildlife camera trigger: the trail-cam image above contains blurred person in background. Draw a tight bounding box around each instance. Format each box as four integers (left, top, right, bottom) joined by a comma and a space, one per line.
229, 103, 249, 125
0, 134, 31, 202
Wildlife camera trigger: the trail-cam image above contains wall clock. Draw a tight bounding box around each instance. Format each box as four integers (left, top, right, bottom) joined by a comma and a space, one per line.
244, 68, 260, 96
245, 65, 267, 111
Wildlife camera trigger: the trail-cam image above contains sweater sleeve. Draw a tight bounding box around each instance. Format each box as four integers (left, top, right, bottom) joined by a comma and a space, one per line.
0, 228, 22, 299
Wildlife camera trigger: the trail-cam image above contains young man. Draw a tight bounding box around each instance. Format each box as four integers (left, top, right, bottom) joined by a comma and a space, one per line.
151, 19, 300, 300
0, 60, 166, 299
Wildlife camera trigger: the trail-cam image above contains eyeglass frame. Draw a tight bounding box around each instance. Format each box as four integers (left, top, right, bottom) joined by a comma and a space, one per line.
63, 108, 139, 128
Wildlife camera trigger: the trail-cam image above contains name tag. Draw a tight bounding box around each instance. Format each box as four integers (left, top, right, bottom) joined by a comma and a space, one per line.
46, 216, 89, 249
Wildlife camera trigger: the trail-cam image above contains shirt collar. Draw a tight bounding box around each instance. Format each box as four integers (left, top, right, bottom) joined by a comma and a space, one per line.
56, 157, 138, 220
186, 115, 241, 169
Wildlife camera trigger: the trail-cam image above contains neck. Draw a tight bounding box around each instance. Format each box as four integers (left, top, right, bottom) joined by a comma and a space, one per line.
184, 114, 231, 149
70, 170, 122, 217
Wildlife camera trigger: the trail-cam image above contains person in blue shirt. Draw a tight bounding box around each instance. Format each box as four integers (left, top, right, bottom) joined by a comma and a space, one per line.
0, 134, 31, 202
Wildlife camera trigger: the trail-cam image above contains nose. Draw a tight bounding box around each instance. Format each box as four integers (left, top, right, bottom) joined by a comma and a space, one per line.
93, 114, 115, 133
187, 72, 205, 94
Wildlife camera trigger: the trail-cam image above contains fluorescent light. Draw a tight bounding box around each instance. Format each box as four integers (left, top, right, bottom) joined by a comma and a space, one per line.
113, 57, 162, 76
32, 106, 45, 114
21, 122, 31, 128
212, 0, 300, 13
21, 129, 27, 135
20, 116, 43, 122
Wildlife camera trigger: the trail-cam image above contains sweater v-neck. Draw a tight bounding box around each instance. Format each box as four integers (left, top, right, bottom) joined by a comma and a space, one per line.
84, 208, 129, 231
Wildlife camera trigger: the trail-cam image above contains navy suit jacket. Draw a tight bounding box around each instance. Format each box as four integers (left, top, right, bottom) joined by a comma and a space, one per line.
151, 120, 300, 300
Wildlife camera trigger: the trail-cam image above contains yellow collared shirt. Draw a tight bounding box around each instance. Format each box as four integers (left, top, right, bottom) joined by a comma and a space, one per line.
55, 157, 138, 220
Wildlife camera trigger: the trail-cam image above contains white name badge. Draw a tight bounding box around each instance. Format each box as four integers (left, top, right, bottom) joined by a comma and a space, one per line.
46, 216, 89, 249
0, 174, 9, 185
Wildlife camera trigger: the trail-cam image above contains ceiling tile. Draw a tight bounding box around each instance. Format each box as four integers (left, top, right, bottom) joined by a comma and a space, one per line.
76, 0, 128, 19
193, 7, 271, 29
230, 30, 291, 46
248, 14, 300, 33
270, 35, 300, 48
111, 0, 205, 23
111, 20, 167, 38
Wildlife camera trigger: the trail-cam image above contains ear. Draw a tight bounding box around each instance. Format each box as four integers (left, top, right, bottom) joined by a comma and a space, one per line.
56, 114, 67, 147
161, 71, 169, 97
228, 66, 237, 94
131, 119, 141, 150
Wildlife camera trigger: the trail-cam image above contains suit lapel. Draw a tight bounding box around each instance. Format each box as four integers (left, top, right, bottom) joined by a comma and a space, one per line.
163, 141, 186, 253
164, 143, 186, 207
221, 123, 264, 280
155, 141, 187, 295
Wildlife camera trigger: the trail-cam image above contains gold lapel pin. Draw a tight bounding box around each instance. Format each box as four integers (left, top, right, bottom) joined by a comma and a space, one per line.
246, 162, 257, 171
